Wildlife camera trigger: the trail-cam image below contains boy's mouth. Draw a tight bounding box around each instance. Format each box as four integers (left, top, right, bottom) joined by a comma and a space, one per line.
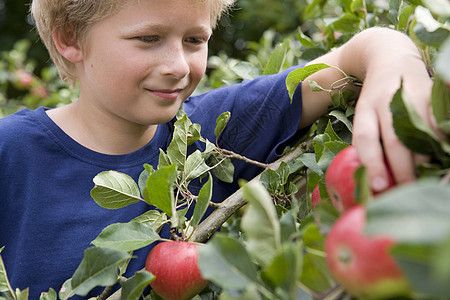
147, 89, 183, 100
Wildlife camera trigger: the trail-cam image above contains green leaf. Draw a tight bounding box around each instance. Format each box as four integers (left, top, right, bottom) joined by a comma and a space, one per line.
71, 247, 131, 296
390, 83, 448, 156
302, 222, 325, 251
58, 279, 73, 300
296, 29, 315, 48
414, 24, 450, 48
329, 110, 353, 132
365, 180, 450, 244
263, 40, 289, 75
301, 47, 328, 61
277, 162, 290, 185
91, 222, 160, 251
218, 284, 262, 300
415, 5, 447, 32
259, 169, 281, 194
138, 165, 154, 195
130, 210, 168, 233
166, 114, 192, 171
39, 288, 57, 300
184, 150, 211, 182
317, 140, 348, 172
208, 153, 235, 183
301, 253, 333, 293
157, 149, 171, 168
241, 180, 281, 267
187, 122, 201, 146
423, 0, 450, 17
90, 171, 142, 210
432, 236, 450, 282
390, 244, 450, 298
230, 61, 261, 80
350, 0, 364, 13
279, 208, 299, 242
389, 0, 402, 25
312, 133, 331, 161
324, 119, 344, 142
435, 37, 450, 84
190, 173, 212, 228
0, 248, 14, 299
15, 289, 28, 300
300, 224, 333, 293
143, 164, 177, 217
353, 166, 372, 206
121, 270, 155, 300
307, 80, 326, 92
414, 6, 450, 47
326, 13, 362, 33
303, 0, 325, 20
313, 120, 348, 170
398, 4, 415, 32
293, 153, 323, 176
262, 242, 303, 295
214, 111, 231, 139
286, 63, 330, 100
431, 75, 450, 134
312, 201, 340, 235
198, 235, 259, 290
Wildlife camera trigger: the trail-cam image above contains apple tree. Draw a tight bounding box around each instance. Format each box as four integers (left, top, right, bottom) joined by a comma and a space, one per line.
1, 0, 449, 299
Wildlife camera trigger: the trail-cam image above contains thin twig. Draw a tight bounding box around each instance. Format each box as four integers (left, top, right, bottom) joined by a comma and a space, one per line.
193, 138, 313, 243
218, 148, 270, 169
97, 285, 113, 300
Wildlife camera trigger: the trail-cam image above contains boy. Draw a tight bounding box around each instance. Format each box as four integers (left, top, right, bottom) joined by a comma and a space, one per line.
0, 0, 434, 298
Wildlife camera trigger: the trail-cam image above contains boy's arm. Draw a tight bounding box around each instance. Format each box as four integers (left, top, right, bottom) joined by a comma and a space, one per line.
299, 27, 434, 191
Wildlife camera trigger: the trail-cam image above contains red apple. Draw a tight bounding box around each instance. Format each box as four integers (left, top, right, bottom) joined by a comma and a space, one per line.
325, 145, 395, 213
145, 241, 209, 300
311, 184, 321, 210
30, 86, 49, 98
325, 205, 410, 299
14, 69, 33, 87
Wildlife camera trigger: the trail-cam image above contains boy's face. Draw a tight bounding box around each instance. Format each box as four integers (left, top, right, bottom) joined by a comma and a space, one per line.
76, 0, 212, 126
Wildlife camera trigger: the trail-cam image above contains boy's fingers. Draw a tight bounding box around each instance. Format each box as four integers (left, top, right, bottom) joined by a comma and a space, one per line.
351, 107, 393, 192
378, 110, 418, 185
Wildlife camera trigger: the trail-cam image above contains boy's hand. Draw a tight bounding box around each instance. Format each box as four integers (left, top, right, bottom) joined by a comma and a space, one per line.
300, 27, 438, 191
351, 60, 434, 191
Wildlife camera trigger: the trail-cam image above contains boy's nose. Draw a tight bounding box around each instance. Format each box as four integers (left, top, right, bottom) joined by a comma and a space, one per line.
160, 44, 190, 80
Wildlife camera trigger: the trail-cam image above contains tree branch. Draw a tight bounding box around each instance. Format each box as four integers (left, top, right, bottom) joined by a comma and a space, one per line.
193, 138, 313, 243
105, 138, 313, 300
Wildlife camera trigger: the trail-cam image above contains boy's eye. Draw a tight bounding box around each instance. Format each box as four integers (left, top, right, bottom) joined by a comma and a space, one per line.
186, 37, 208, 45
138, 36, 159, 43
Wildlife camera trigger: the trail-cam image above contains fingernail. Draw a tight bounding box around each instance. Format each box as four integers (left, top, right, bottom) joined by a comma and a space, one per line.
372, 176, 388, 192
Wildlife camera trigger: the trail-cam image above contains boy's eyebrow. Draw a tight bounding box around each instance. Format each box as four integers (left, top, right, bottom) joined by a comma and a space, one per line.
121, 23, 213, 35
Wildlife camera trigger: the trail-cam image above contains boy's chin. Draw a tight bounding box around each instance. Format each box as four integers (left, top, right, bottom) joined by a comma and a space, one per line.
149, 110, 182, 125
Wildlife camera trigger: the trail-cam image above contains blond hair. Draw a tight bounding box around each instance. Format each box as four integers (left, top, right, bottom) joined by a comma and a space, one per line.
30, 0, 235, 86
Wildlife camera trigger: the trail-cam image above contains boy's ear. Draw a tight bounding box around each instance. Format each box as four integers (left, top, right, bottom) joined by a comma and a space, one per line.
52, 28, 83, 63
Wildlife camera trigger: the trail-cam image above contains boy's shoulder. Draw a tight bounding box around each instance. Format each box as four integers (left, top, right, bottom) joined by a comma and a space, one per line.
0, 107, 46, 145
0, 107, 37, 126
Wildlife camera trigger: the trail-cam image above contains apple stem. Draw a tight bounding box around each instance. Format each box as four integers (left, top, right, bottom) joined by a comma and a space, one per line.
170, 228, 183, 241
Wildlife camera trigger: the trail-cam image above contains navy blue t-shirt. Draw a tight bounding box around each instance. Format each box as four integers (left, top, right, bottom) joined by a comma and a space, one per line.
0, 67, 303, 299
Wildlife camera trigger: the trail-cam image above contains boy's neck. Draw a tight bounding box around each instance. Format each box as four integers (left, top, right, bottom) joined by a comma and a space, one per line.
46, 102, 158, 155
